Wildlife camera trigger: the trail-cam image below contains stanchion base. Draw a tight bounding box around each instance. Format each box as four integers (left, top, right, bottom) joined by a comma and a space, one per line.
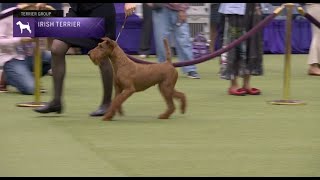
16, 102, 46, 107
267, 99, 306, 105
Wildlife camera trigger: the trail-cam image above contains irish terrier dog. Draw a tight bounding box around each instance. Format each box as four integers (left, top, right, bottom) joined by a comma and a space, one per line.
88, 37, 186, 121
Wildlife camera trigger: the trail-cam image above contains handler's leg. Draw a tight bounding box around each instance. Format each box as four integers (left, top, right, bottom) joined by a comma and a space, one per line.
89, 59, 114, 116
34, 39, 70, 114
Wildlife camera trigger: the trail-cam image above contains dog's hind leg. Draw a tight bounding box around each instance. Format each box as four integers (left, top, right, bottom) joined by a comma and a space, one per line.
158, 82, 175, 119
103, 87, 135, 121
173, 90, 186, 114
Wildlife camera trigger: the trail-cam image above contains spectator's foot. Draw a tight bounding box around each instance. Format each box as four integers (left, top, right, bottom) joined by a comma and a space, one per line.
47, 69, 52, 76
187, 71, 200, 79
239, 87, 261, 95
89, 103, 110, 117
40, 88, 47, 93
0, 85, 8, 93
228, 88, 247, 96
308, 67, 320, 76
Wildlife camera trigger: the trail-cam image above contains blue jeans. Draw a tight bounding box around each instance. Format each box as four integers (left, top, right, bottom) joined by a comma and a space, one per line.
3, 50, 52, 95
152, 7, 197, 74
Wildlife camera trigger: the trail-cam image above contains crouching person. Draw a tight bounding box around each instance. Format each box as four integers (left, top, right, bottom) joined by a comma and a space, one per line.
0, 4, 51, 95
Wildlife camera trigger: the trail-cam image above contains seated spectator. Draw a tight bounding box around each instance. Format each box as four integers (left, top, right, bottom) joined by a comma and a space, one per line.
0, 4, 52, 95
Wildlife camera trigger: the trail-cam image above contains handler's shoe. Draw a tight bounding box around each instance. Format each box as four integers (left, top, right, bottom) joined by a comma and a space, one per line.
89, 103, 110, 117
33, 101, 63, 114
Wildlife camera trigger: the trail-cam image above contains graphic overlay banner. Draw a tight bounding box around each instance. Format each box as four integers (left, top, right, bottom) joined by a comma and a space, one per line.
13, 10, 105, 38
13, 10, 64, 17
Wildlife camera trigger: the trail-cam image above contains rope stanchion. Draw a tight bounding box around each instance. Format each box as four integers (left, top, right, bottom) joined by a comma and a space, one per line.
284, 4, 293, 100
17, 38, 46, 107
297, 6, 320, 29
16, 5, 55, 107
268, 3, 306, 105
127, 6, 285, 67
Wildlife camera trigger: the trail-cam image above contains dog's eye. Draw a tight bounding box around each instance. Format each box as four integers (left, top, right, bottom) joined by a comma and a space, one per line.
98, 44, 103, 48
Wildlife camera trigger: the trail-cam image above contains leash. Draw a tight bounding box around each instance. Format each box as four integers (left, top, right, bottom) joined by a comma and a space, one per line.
116, 15, 128, 42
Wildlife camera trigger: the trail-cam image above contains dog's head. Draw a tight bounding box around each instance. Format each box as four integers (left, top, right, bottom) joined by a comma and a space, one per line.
16, 21, 21, 25
88, 37, 117, 66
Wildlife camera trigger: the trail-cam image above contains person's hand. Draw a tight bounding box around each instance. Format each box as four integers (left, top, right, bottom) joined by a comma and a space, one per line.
254, 3, 262, 16
35, 3, 47, 10
124, 3, 136, 17
20, 37, 34, 44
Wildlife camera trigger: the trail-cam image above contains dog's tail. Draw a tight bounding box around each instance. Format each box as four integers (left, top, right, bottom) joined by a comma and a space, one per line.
173, 90, 186, 114
163, 38, 172, 64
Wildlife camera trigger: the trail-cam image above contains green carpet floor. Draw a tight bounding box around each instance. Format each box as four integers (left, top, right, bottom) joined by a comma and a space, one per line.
0, 55, 319, 177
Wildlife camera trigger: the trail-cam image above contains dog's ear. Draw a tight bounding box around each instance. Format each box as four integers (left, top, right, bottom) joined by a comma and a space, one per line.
103, 38, 116, 49
101, 37, 113, 46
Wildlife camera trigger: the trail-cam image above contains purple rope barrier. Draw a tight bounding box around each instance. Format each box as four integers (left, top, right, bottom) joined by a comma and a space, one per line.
303, 13, 320, 29
0, 7, 18, 20
127, 12, 278, 67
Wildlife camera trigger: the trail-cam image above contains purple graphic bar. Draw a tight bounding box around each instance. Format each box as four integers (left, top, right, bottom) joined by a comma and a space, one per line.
13, 17, 105, 38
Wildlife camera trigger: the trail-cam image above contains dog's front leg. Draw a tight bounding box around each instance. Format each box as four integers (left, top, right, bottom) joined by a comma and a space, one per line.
103, 87, 135, 121
114, 84, 124, 116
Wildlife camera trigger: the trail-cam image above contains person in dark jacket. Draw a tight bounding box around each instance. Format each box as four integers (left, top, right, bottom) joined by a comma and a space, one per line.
138, 3, 153, 58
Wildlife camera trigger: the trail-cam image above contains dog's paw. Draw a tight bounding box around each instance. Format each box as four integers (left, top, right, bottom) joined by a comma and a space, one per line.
158, 114, 170, 119
103, 114, 113, 121
102, 117, 112, 121
117, 108, 124, 116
